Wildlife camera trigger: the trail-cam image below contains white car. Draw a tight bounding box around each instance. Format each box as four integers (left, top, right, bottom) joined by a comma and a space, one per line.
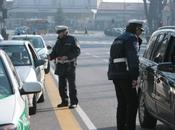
12, 34, 50, 74
0, 40, 45, 115
0, 49, 41, 130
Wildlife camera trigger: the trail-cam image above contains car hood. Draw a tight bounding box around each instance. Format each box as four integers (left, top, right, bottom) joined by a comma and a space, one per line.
0, 95, 15, 124
15, 66, 37, 82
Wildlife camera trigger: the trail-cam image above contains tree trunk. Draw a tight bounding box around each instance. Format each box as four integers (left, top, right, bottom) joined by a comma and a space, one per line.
143, 0, 167, 33
170, 0, 175, 25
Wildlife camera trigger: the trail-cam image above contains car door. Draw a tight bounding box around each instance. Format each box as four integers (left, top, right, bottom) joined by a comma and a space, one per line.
151, 33, 171, 121
164, 35, 175, 124
27, 44, 44, 83
140, 34, 159, 113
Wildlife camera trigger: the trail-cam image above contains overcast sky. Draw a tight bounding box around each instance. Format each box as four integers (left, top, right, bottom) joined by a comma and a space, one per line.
103, 0, 143, 2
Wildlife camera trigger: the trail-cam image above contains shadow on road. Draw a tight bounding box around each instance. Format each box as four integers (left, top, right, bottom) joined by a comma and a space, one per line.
97, 124, 172, 130
37, 107, 69, 113
97, 127, 116, 130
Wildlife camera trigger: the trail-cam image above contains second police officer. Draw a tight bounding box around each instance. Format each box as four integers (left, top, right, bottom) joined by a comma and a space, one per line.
108, 20, 144, 130
48, 25, 80, 109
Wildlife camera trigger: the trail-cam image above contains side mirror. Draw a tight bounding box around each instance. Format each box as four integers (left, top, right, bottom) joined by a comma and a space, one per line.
47, 45, 52, 50
20, 82, 41, 95
35, 59, 46, 67
157, 62, 175, 72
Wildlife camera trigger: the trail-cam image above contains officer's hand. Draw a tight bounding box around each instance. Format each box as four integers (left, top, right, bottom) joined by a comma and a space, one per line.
132, 80, 138, 88
60, 56, 68, 60
57, 57, 61, 60
47, 55, 51, 60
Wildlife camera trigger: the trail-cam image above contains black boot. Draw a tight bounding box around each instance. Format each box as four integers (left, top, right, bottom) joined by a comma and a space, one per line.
57, 101, 68, 108
69, 103, 78, 109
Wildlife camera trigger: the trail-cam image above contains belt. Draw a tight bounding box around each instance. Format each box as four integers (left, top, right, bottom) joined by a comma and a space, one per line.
56, 58, 75, 64
113, 58, 129, 70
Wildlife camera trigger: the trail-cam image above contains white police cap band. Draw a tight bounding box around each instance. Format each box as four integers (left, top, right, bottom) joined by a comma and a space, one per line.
128, 19, 144, 31
128, 19, 144, 25
55, 25, 68, 33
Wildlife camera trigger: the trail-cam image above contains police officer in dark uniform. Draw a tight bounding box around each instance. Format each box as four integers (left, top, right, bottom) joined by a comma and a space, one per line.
108, 20, 144, 130
48, 25, 80, 109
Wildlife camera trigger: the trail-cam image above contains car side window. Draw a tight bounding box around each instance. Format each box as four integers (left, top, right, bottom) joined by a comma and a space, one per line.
151, 34, 169, 63
167, 36, 175, 63
143, 35, 157, 59
5, 53, 21, 87
0, 58, 13, 98
31, 37, 44, 48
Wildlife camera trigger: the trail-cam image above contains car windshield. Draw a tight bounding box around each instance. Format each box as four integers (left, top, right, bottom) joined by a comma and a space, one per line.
12, 37, 44, 48
0, 58, 12, 99
0, 45, 31, 66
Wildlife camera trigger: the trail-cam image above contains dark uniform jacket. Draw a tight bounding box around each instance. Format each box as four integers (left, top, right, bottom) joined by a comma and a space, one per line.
49, 35, 80, 75
108, 31, 139, 80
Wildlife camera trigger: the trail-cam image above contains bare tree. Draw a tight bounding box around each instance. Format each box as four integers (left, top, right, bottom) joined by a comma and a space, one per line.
143, 0, 168, 34
55, 6, 65, 25
169, 0, 175, 25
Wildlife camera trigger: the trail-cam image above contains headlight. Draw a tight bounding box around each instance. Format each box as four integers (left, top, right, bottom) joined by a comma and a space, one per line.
0, 124, 17, 130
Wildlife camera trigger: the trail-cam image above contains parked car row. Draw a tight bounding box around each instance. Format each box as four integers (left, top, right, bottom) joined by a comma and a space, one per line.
104, 27, 124, 37
0, 34, 51, 129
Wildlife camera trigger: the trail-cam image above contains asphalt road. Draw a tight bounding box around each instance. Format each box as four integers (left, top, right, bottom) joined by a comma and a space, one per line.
30, 31, 172, 130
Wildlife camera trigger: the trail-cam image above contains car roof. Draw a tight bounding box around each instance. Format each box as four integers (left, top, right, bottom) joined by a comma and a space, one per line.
0, 40, 29, 45
12, 34, 42, 38
158, 26, 175, 30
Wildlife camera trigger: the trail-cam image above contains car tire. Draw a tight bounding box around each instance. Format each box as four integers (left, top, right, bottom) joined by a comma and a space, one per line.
29, 94, 37, 115
44, 61, 50, 74
37, 93, 44, 103
138, 91, 157, 129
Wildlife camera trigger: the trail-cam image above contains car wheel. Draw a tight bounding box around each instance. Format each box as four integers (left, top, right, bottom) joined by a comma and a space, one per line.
37, 93, 44, 103
138, 91, 157, 129
29, 94, 37, 115
44, 61, 50, 74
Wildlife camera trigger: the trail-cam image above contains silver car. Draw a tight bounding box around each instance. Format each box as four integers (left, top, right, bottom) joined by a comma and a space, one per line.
0, 40, 45, 115
12, 34, 50, 74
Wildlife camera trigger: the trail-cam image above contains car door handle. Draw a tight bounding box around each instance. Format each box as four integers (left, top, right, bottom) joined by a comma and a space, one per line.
156, 76, 164, 83
156, 78, 161, 83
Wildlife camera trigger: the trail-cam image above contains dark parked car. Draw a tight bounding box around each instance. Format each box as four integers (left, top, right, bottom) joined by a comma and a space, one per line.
104, 27, 123, 36
138, 26, 175, 129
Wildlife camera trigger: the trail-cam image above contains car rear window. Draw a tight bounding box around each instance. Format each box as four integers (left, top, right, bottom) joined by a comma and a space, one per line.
0, 45, 32, 66
12, 37, 44, 48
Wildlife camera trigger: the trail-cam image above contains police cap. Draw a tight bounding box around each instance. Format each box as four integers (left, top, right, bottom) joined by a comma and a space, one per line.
55, 25, 68, 34
128, 19, 144, 31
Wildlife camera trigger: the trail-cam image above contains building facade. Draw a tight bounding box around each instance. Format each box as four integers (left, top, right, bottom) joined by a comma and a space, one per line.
7, 0, 101, 29
95, 2, 145, 30
7, 1, 146, 30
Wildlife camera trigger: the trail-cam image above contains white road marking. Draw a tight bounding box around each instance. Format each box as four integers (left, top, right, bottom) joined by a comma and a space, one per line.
76, 105, 97, 130
50, 66, 97, 130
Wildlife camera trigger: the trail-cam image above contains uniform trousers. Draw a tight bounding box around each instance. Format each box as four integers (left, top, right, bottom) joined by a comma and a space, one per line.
113, 79, 139, 130
58, 70, 78, 105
